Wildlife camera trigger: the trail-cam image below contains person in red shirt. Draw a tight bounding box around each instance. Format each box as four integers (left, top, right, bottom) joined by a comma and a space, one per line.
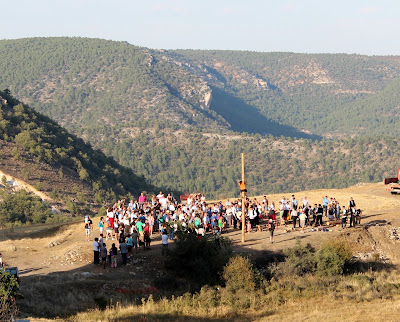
144, 223, 151, 249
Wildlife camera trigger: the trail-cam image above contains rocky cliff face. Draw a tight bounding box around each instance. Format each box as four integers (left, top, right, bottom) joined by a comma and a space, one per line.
204, 89, 212, 109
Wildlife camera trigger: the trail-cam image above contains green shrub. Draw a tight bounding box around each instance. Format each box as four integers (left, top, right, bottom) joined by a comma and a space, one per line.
34, 182, 43, 191
94, 192, 103, 204
165, 230, 232, 289
66, 199, 80, 215
316, 240, 353, 276
0, 271, 21, 321
78, 168, 89, 181
49, 190, 58, 199
275, 242, 317, 277
76, 191, 87, 203
0, 190, 53, 225
272, 241, 353, 278
97, 206, 107, 218
223, 255, 256, 293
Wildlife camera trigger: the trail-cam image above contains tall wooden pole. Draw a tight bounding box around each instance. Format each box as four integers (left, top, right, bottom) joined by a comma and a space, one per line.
241, 153, 246, 243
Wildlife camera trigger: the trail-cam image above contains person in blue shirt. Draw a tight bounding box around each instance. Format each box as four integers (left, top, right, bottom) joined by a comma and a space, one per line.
210, 211, 218, 228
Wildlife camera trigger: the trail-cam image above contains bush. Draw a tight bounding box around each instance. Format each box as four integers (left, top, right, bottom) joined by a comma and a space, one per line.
0, 190, 53, 225
272, 240, 353, 277
153, 274, 178, 291
276, 242, 317, 277
316, 240, 353, 276
76, 191, 87, 203
34, 182, 43, 191
223, 256, 256, 293
97, 206, 107, 218
0, 271, 21, 321
66, 199, 80, 215
49, 190, 58, 199
93, 296, 108, 310
94, 192, 103, 204
165, 230, 232, 289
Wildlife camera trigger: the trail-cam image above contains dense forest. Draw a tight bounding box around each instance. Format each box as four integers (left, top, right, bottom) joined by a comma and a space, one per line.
0, 37, 400, 198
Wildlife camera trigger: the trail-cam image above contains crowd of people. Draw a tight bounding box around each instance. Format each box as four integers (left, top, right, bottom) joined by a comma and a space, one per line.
86, 191, 362, 266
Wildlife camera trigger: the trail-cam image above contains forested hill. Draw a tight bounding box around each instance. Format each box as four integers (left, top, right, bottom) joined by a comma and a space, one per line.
0, 90, 157, 206
172, 50, 400, 138
1, 37, 400, 198
2, 38, 400, 139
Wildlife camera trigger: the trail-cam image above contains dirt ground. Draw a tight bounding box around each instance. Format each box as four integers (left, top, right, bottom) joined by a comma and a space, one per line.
2, 182, 400, 275
1, 182, 400, 319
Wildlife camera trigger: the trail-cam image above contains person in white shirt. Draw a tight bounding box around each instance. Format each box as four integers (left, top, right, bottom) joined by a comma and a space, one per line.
160, 196, 168, 210
161, 231, 169, 256
302, 197, 309, 209
291, 209, 298, 228
248, 206, 257, 228
225, 199, 232, 207
93, 238, 100, 265
269, 202, 275, 211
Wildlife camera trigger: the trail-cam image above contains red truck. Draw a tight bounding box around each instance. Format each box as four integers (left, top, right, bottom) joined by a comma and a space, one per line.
384, 168, 400, 194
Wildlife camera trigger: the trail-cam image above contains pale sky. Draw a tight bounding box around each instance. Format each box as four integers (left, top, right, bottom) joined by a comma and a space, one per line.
1, 0, 399, 55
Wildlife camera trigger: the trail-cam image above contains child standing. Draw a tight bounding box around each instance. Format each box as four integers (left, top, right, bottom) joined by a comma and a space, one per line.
98, 217, 104, 236
246, 217, 251, 233
85, 221, 91, 241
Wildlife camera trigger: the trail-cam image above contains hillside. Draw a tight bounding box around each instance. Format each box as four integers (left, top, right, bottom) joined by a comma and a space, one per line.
0, 90, 158, 225
173, 50, 400, 137
1, 38, 400, 197
2, 38, 400, 139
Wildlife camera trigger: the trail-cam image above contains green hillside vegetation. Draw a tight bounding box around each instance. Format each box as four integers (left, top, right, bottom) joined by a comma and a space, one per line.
0, 38, 400, 198
0, 90, 157, 218
174, 50, 400, 137
0, 189, 65, 227
102, 128, 398, 198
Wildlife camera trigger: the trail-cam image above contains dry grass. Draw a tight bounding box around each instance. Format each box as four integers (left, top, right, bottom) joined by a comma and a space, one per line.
68, 268, 400, 322
258, 297, 400, 322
